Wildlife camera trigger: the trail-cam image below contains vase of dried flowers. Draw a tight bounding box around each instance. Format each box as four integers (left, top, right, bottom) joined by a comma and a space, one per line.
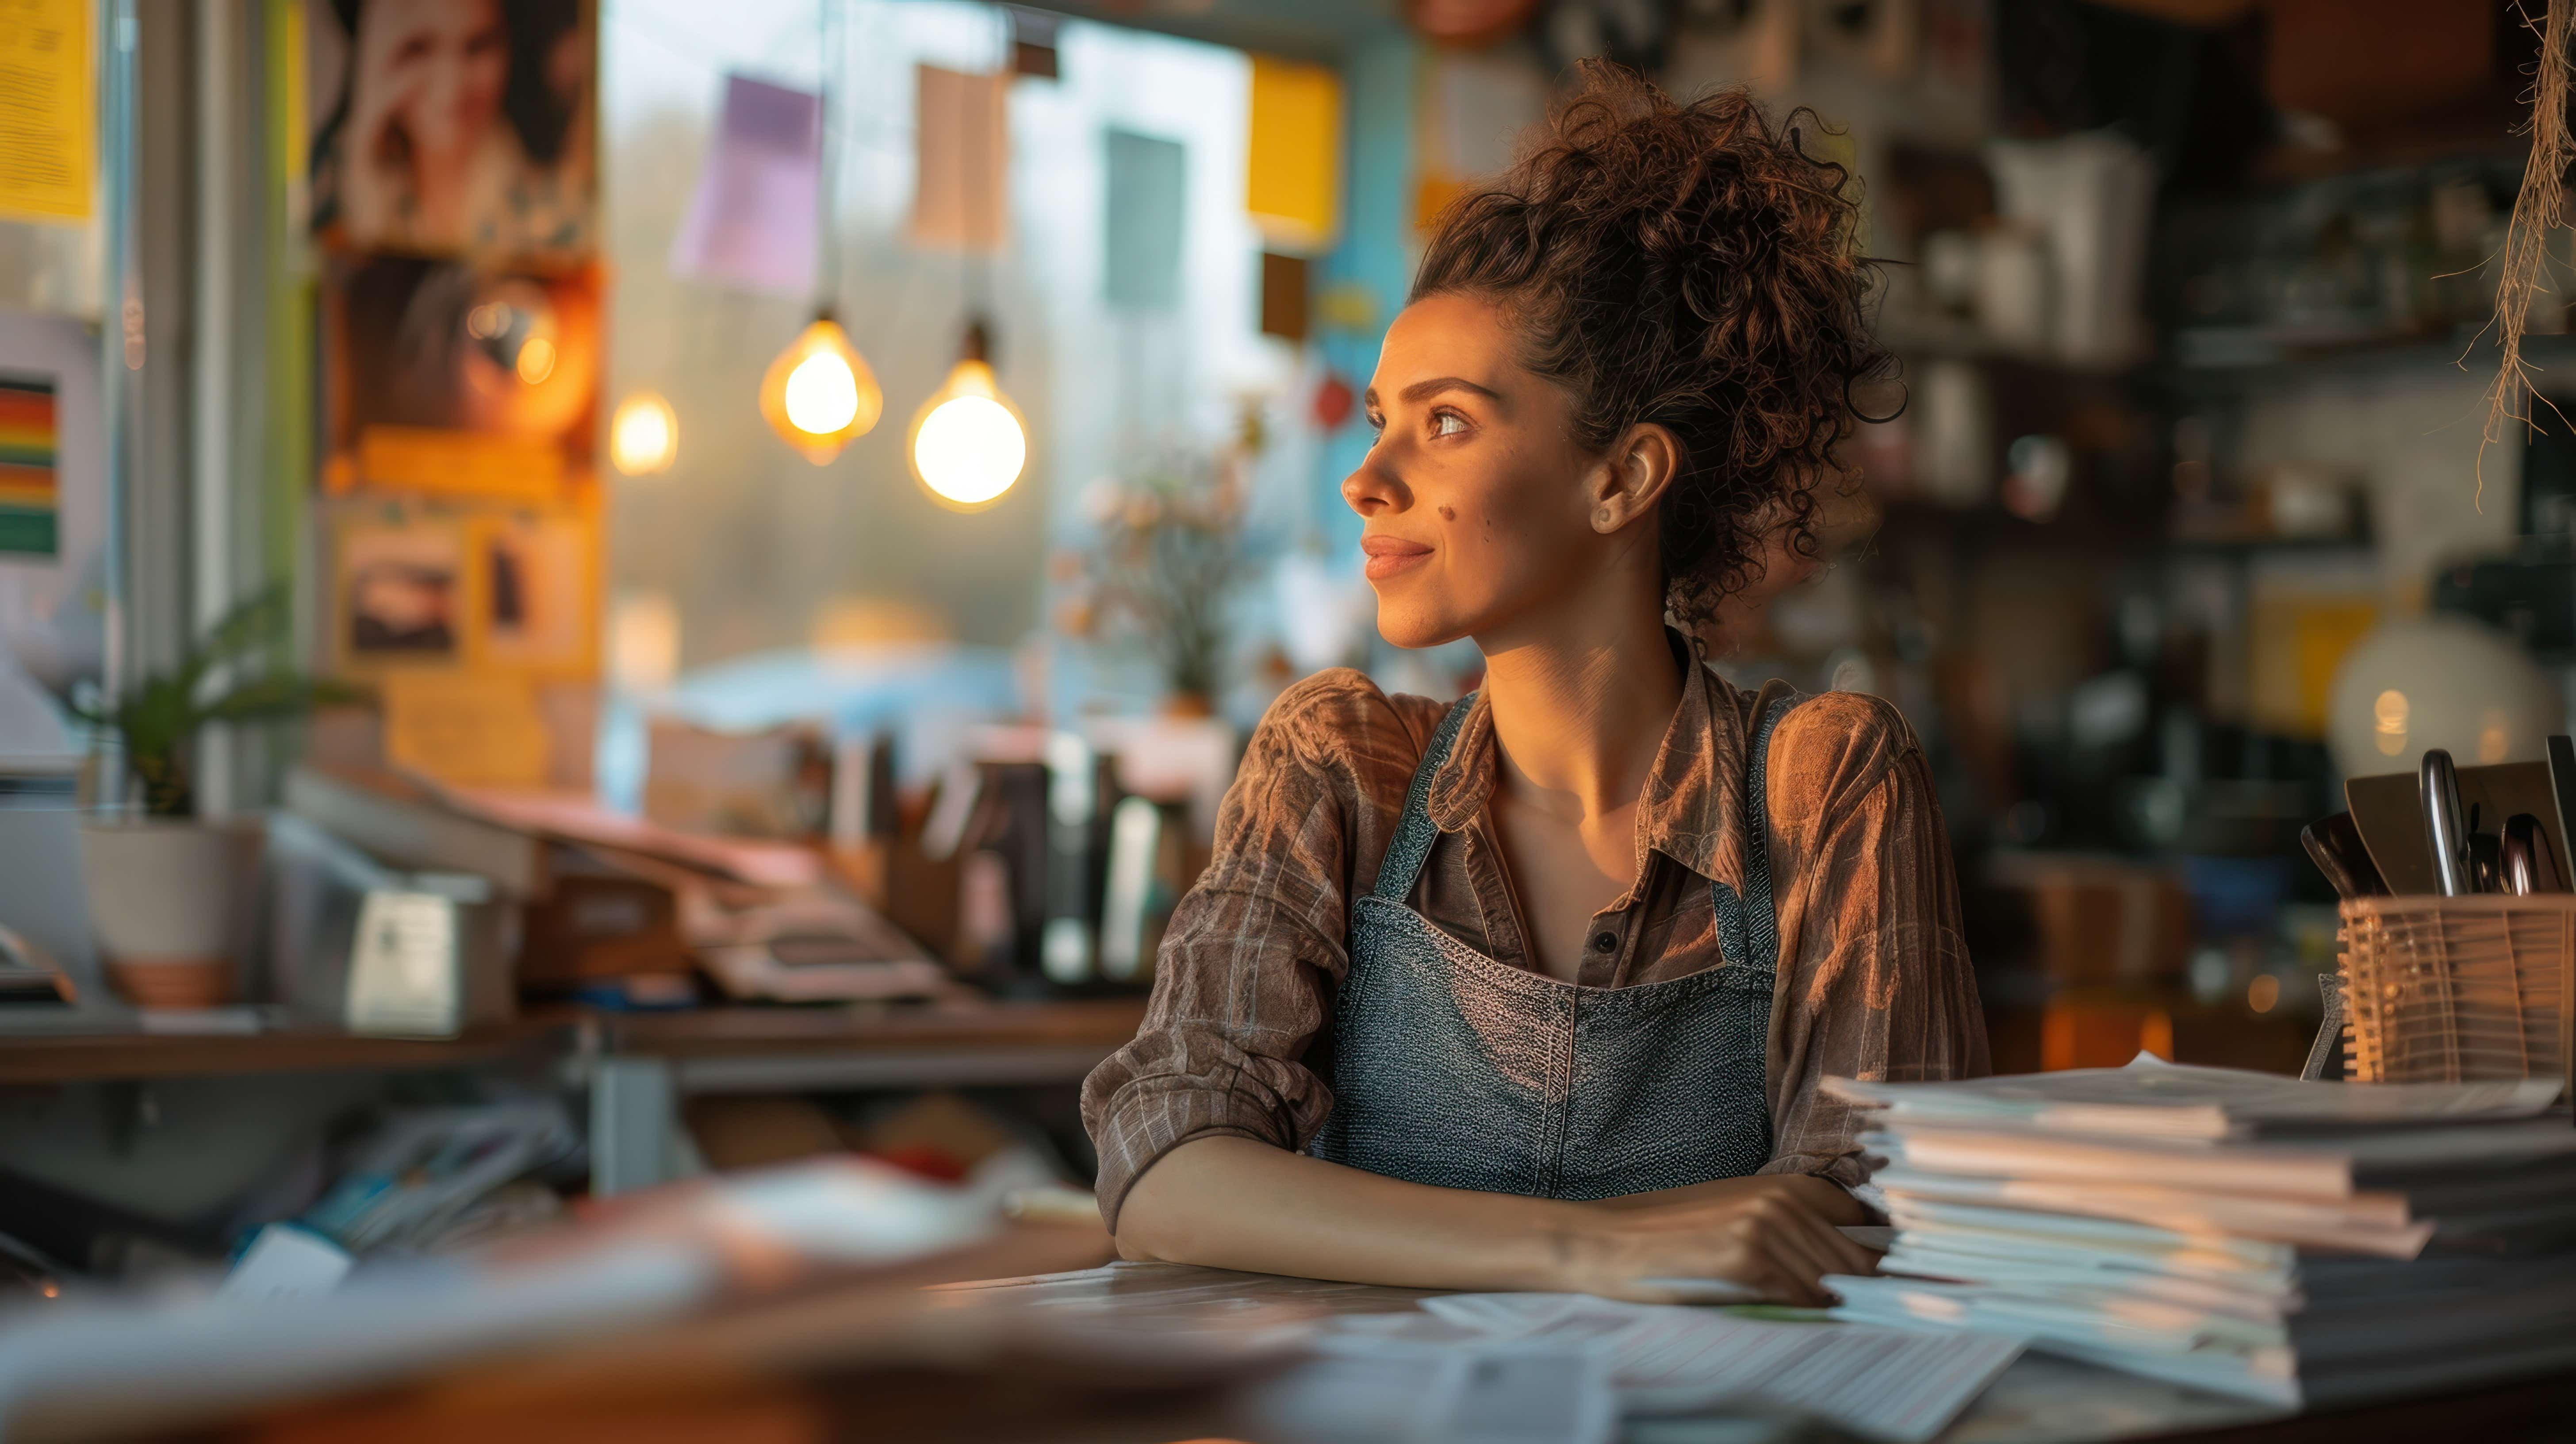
1057, 447, 1248, 711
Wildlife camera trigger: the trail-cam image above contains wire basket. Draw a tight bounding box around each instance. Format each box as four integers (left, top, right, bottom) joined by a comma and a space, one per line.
2338, 894, 2576, 1087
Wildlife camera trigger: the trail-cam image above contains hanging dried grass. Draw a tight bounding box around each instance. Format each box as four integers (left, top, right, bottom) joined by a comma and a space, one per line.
2481, 0, 2576, 505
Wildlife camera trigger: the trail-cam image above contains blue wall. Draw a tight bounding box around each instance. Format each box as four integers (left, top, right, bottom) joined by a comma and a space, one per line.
1312, 36, 1418, 555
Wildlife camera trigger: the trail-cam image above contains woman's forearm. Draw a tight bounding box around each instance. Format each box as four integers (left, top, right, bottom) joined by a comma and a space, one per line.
1114, 1135, 1587, 1292
1593, 1171, 1867, 1223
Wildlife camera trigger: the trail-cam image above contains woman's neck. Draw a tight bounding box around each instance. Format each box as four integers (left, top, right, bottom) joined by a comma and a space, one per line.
1477, 594, 1683, 823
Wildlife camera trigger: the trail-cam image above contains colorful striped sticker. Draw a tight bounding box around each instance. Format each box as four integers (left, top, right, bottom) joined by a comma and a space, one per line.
0, 376, 58, 557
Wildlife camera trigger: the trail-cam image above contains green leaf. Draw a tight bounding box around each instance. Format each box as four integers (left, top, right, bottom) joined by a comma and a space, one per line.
176, 583, 291, 700
88, 583, 353, 799
202, 673, 355, 725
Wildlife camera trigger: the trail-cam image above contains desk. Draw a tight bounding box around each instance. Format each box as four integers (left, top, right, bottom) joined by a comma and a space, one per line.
939, 1263, 2576, 1444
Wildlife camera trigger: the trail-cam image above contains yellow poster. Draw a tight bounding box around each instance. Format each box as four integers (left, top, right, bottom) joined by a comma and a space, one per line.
382, 671, 552, 790
0, 0, 94, 223
1246, 56, 1341, 255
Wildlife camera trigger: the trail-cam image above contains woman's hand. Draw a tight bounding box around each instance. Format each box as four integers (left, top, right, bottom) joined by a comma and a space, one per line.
1550, 1175, 1879, 1306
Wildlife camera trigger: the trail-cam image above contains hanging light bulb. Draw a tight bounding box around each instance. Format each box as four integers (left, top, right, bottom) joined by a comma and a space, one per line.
909, 318, 1026, 510
760, 312, 882, 465
608, 390, 679, 476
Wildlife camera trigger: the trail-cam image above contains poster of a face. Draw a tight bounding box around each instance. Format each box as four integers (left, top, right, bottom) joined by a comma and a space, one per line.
307, 0, 596, 260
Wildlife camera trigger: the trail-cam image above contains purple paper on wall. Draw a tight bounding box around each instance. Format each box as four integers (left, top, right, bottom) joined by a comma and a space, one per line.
669, 75, 824, 296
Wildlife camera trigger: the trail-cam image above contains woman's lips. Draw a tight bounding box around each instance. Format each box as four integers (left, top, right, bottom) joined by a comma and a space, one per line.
1361, 534, 1432, 581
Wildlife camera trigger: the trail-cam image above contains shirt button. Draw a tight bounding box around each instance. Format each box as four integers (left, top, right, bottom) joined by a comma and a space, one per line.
1591, 930, 1618, 952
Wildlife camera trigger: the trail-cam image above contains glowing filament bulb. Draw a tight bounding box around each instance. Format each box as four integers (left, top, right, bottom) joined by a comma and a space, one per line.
760, 315, 882, 465
609, 390, 678, 476
909, 329, 1026, 511
785, 349, 860, 434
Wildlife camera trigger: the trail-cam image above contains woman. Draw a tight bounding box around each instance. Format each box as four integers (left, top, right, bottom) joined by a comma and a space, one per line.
1082, 68, 1988, 1305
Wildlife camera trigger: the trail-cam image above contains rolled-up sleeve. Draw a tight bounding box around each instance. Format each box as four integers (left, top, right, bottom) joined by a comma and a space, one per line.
1757, 692, 1990, 1194
1082, 670, 1394, 1231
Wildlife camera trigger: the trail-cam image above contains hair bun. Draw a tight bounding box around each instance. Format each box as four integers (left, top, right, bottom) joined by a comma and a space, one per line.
1413, 61, 1889, 623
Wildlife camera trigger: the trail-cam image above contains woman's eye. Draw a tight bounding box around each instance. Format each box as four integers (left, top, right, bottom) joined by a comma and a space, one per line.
1431, 411, 1468, 437
1364, 413, 1386, 436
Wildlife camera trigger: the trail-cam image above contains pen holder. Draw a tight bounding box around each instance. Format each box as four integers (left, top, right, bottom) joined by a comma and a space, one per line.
2337, 894, 2575, 1097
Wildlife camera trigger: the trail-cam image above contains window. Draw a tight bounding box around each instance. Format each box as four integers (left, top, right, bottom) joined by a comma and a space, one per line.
601, 0, 1314, 689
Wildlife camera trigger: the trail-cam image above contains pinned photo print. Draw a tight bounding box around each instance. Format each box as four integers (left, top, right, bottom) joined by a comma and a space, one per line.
477, 508, 595, 674
323, 256, 599, 458
336, 512, 465, 663
306, 0, 597, 260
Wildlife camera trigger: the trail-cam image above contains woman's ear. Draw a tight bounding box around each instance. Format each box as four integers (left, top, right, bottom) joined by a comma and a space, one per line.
1588, 423, 1681, 534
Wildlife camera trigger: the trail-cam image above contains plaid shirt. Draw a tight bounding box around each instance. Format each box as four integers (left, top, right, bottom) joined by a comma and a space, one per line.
1081, 641, 1990, 1228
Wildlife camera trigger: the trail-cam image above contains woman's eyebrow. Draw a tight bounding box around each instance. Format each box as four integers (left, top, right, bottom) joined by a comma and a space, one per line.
1397, 376, 1505, 406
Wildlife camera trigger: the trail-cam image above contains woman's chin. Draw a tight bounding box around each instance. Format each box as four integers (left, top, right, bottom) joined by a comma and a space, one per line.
1372, 606, 1464, 652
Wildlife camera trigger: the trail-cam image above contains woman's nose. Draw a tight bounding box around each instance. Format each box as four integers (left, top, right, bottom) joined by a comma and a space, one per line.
1341, 452, 1406, 518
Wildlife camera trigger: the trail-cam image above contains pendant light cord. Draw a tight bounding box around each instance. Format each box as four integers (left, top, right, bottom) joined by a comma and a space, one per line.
960, 14, 999, 360
815, 0, 843, 316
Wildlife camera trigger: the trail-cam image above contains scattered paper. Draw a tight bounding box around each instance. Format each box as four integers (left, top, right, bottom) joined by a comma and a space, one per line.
1421, 48, 1547, 189
669, 75, 823, 297
1385, 1294, 2023, 1444
220, 1225, 354, 1302
1245, 56, 1340, 252
911, 65, 1009, 252
383, 672, 552, 791
440, 785, 823, 888
1267, 1338, 1616, 1444
0, 0, 94, 223
1104, 130, 1185, 312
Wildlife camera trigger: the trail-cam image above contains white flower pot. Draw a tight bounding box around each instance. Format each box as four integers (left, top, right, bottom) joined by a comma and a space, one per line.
79, 817, 265, 1010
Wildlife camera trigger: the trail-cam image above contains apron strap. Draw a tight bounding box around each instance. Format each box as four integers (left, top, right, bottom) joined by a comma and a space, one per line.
1710, 693, 1795, 981
1371, 693, 1479, 903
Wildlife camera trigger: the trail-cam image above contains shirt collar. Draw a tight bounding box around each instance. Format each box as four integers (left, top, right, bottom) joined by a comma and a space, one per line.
1421, 629, 1746, 888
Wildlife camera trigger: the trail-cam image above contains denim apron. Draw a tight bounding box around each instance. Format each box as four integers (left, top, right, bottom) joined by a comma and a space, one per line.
1309, 691, 1793, 1199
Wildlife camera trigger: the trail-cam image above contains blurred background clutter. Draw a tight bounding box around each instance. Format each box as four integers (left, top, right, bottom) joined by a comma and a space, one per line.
1, 0, 2573, 1304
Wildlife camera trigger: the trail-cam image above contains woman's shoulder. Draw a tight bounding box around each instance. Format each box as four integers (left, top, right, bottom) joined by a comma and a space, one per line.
1255, 668, 1455, 765
1759, 686, 1924, 820
1775, 687, 1917, 755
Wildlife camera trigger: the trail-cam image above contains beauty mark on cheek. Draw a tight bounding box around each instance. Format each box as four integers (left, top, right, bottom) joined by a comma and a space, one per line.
1439, 506, 1456, 521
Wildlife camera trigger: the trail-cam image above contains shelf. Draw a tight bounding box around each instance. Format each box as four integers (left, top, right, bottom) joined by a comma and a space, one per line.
2163, 325, 2576, 389
0, 998, 1150, 1089
2162, 533, 2377, 556
1875, 316, 2147, 380
0, 1017, 570, 1086
593, 997, 1148, 1094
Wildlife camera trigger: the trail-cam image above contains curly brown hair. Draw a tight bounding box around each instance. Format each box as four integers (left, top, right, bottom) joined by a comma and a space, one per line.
1411, 63, 1891, 625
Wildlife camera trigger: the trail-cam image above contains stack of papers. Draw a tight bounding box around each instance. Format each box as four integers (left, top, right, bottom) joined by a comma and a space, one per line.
1822, 1055, 2576, 1408
1333, 1292, 2023, 1443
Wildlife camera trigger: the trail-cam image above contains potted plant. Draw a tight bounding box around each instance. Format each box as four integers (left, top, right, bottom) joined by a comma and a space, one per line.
69, 585, 352, 1009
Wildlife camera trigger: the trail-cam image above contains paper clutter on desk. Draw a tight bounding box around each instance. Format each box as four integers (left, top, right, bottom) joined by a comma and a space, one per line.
0, 1158, 1004, 1440
1334, 1292, 2022, 1444
1824, 1054, 2576, 1409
